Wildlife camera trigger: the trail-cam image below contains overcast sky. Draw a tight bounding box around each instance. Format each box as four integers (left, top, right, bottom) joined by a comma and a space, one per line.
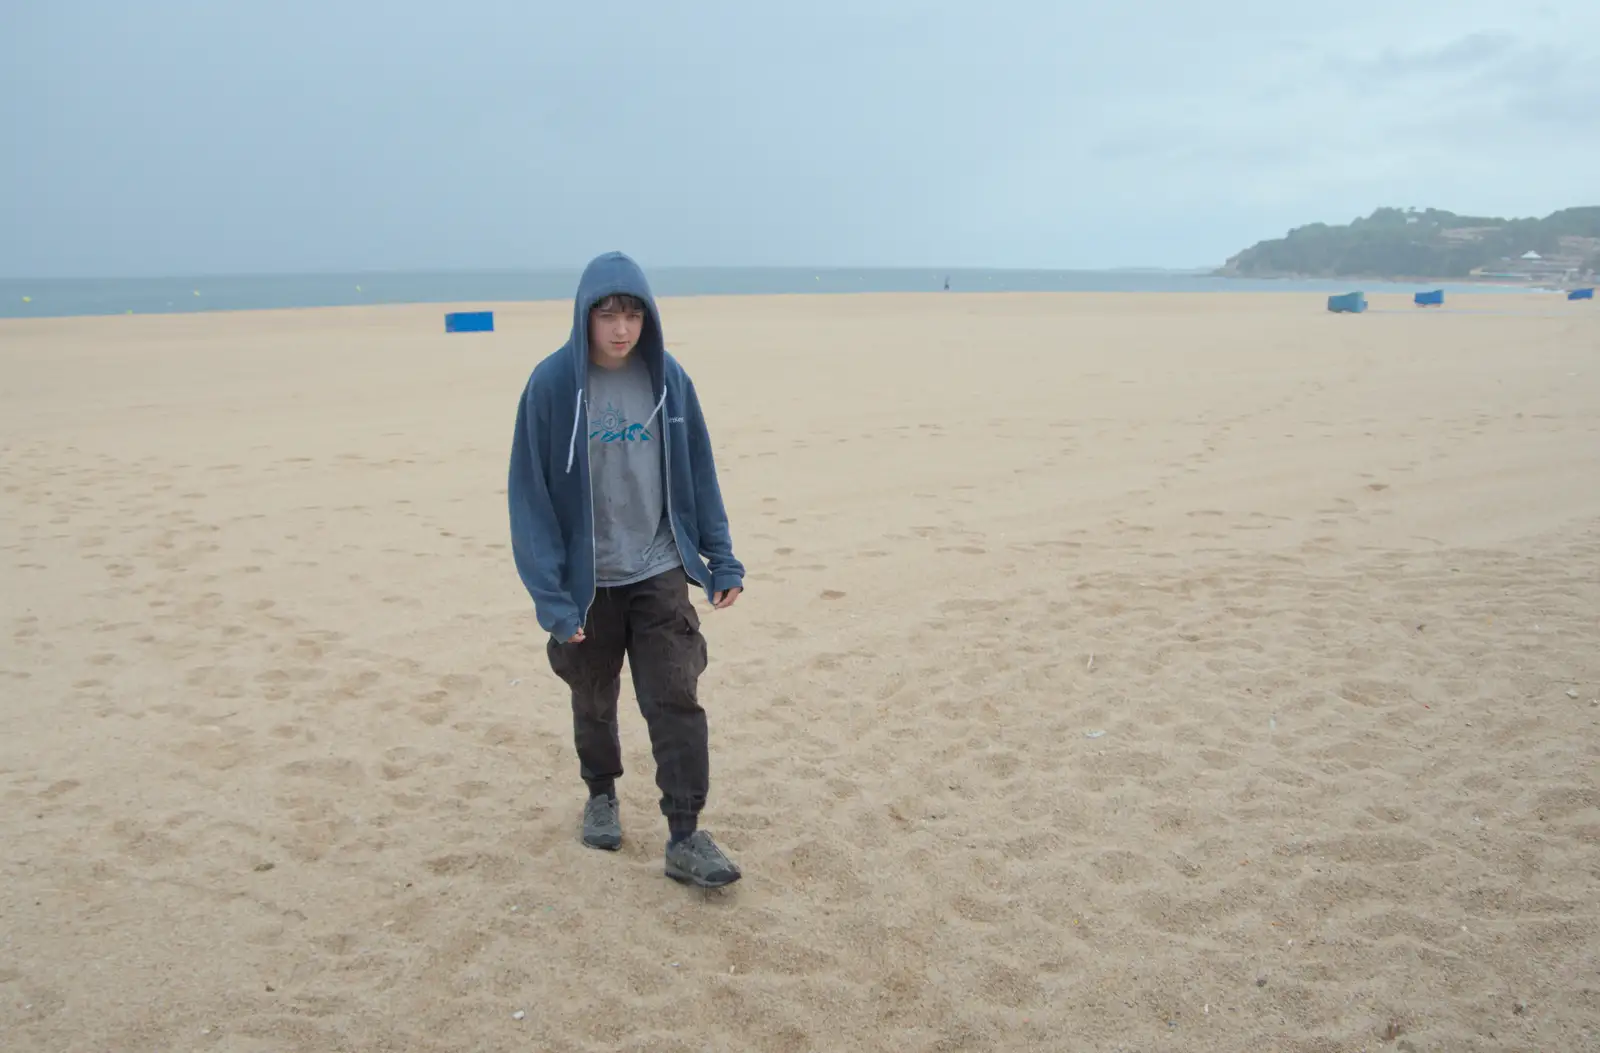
2, 1, 1596, 277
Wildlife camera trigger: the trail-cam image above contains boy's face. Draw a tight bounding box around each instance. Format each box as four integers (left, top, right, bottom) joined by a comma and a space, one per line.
588, 300, 645, 369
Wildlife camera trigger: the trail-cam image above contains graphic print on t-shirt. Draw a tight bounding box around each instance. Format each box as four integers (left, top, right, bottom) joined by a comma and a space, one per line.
589, 401, 653, 444
585, 353, 680, 586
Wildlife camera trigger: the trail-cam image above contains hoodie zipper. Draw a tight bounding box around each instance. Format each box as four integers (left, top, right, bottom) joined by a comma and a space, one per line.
658, 381, 705, 589
578, 391, 597, 633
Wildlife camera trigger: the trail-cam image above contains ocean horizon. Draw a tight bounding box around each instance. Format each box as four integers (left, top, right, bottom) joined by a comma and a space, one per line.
0, 267, 1548, 320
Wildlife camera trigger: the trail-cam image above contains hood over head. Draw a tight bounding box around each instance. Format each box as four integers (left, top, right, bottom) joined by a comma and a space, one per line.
568, 251, 666, 378
562, 251, 668, 472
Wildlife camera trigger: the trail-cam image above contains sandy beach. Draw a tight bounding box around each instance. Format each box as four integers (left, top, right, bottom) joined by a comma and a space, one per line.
3, 291, 1598, 1052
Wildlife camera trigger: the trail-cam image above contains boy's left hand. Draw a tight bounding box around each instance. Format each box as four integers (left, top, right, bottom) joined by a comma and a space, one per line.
712, 587, 742, 609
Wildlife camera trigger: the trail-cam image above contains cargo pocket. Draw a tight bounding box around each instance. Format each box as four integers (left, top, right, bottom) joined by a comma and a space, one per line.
546, 634, 570, 681
679, 600, 708, 677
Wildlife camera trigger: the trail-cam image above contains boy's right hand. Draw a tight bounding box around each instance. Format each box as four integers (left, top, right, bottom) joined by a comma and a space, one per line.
566, 629, 586, 644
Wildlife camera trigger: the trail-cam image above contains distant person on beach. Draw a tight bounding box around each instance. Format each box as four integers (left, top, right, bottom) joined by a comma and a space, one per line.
507, 251, 747, 889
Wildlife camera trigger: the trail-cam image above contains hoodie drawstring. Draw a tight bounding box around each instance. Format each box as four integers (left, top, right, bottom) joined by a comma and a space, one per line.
642, 387, 667, 435
565, 387, 584, 473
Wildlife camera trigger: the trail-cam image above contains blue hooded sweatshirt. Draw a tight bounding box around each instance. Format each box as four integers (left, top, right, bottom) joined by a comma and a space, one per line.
508, 252, 745, 642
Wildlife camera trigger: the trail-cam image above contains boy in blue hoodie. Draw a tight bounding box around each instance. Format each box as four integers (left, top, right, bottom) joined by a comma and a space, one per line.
507, 251, 745, 889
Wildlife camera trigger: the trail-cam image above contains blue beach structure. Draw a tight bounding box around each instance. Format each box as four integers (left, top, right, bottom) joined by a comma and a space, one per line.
1414, 289, 1444, 306
1327, 291, 1367, 314
445, 310, 495, 333
1569, 287, 1594, 301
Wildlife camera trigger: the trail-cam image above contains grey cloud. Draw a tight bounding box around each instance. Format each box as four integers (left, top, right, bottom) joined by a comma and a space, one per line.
1484, 48, 1600, 129
1332, 31, 1518, 80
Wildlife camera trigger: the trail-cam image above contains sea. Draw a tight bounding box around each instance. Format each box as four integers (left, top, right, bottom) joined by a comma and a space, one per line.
0, 268, 1546, 320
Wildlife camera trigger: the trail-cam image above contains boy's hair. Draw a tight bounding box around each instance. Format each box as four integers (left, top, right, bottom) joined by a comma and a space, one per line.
590, 293, 646, 314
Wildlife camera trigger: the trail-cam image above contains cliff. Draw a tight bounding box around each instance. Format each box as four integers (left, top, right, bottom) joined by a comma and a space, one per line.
1218, 207, 1600, 284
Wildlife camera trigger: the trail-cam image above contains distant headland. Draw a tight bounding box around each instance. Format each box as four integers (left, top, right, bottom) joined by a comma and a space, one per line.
1217, 206, 1600, 285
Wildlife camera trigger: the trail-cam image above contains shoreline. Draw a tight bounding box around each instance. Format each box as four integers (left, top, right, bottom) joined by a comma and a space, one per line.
1213, 271, 1584, 290
2, 279, 1575, 322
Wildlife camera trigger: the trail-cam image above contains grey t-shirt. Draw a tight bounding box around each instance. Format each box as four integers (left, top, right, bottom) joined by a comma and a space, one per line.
586, 354, 681, 586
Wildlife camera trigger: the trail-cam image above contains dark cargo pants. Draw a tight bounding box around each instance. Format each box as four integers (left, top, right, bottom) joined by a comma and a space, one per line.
546, 566, 710, 835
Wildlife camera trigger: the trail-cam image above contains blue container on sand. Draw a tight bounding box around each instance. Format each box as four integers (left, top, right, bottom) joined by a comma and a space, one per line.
1327, 292, 1367, 314
1414, 289, 1444, 306
445, 310, 494, 333
1569, 287, 1594, 301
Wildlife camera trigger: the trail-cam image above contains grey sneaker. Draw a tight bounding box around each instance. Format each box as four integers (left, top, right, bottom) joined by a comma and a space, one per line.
582, 794, 621, 850
664, 830, 742, 888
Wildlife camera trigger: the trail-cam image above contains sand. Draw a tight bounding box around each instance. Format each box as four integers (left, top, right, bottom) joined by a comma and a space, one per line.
2, 291, 1598, 1052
